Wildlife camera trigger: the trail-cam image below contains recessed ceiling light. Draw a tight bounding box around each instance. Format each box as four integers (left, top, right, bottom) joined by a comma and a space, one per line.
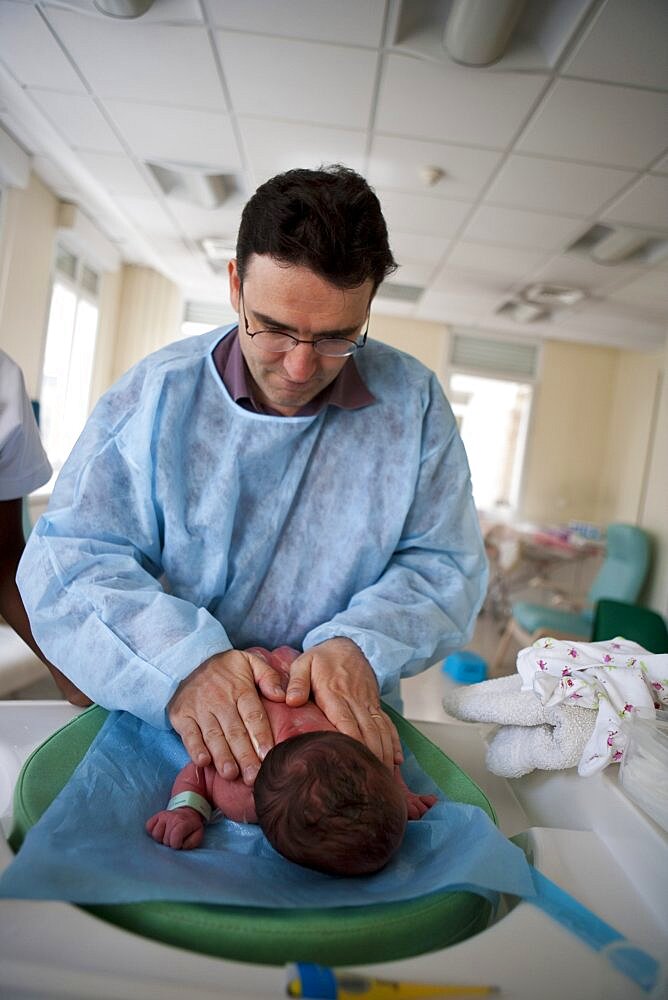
521, 283, 586, 307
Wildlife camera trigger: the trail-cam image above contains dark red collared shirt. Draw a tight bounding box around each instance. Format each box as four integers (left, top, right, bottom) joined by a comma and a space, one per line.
211, 328, 375, 416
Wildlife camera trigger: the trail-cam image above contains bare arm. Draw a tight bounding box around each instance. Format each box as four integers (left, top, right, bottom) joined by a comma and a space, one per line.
0, 498, 91, 706
145, 761, 212, 850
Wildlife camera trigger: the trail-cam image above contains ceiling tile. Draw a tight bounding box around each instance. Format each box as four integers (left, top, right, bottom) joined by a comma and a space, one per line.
429, 266, 514, 296
367, 135, 502, 201
601, 175, 668, 231
462, 205, 584, 251
204, 0, 386, 47
562, 0, 668, 91
378, 190, 472, 238
166, 201, 244, 243
76, 152, 154, 197
652, 153, 668, 175
45, 11, 224, 110
517, 79, 668, 169
550, 301, 666, 350
238, 119, 366, 185
485, 154, 635, 216
27, 90, 125, 153
0, 2, 86, 92
608, 270, 668, 308
103, 102, 242, 170
386, 259, 435, 287
215, 33, 378, 129
391, 231, 451, 264
446, 242, 549, 279
375, 54, 548, 148
129, 0, 204, 23
112, 195, 183, 239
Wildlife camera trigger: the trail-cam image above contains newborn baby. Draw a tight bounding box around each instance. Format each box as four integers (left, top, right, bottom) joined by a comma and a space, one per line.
147, 646, 436, 875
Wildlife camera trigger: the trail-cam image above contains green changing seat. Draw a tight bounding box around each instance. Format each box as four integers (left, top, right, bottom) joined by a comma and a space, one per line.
10, 704, 496, 966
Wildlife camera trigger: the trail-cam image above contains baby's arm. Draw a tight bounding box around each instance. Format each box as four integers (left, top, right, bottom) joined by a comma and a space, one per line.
146, 762, 212, 850
393, 766, 438, 820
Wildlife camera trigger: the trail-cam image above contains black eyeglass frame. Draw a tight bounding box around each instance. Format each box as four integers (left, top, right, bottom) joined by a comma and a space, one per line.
239, 282, 369, 358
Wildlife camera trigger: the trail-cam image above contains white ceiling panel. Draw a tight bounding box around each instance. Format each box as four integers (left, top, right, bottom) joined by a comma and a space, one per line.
204, 0, 386, 47
386, 259, 436, 287
601, 175, 668, 231
608, 269, 668, 308
166, 201, 244, 243
27, 90, 125, 153
75, 152, 155, 198
111, 195, 182, 239
390, 231, 451, 264
103, 102, 242, 170
430, 266, 515, 297
562, 0, 668, 91
462, 205, 584, 252
215, 33, 378, 129
367, 135, 502, 201
376, 55, 548, 148
238, 119, 366, 186
484, 154, 634, 216
446, 242, 549, 279
517, 79, 668, 169
550, 301, 666, 350
0, 2, 86, 92
652, 153, 668, 175
45, 11, 225, 110
378, 190, 472, 238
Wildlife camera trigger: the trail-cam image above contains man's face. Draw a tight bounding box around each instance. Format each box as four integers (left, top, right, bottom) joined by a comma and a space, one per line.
228, 255, 373, 416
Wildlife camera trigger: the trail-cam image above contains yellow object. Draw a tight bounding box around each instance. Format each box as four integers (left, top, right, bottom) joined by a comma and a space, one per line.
286, 963, 499, 999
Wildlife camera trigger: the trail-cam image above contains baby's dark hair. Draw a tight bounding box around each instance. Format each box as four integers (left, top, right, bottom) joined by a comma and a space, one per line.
253, 731, 407, 876
236, 165, 397, 293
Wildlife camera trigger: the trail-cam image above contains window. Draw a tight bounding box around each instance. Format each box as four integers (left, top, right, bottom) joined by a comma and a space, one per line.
446, 332, 538, 515
181, 300, 235, 338
39, 246, 100, 483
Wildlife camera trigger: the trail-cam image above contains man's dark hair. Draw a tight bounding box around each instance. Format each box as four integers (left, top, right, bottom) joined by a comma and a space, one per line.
253, 730, 407, 876
236, 165, 397, 292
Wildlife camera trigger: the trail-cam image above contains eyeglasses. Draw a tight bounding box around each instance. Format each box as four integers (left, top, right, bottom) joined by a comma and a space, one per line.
240, 283, 369, 358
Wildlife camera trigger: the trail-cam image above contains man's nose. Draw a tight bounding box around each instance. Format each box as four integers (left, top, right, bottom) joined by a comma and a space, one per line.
282, 342, 318, 381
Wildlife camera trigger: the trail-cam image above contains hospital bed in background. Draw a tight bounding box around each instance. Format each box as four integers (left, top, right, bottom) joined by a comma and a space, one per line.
1, 693, 665, 999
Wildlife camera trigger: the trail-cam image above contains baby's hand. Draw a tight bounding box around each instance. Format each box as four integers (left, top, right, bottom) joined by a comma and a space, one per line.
405, 790, 438, 821
145, 807, 205, 850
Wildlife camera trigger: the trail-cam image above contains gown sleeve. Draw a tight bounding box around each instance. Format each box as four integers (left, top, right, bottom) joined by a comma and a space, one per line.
16, 366, 232, 729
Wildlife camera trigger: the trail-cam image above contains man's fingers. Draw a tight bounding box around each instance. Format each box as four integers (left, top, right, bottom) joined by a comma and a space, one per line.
248, 652, 286, 701
285, 656, 312, 706
236, 688, 275, 768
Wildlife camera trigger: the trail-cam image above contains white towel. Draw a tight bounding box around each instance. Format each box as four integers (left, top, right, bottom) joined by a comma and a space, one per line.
443, 637, 668, 778
443, 675, 596, 778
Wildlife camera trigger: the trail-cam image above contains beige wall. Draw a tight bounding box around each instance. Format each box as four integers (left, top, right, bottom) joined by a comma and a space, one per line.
0, 175, 59, 394
370, 312, 448, 375
638, 339, 668, 615
520, 340, 619, 524
112, 264, 183, 382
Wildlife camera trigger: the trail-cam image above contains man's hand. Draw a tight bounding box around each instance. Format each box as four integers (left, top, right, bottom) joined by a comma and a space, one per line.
168, 649, 285, 784
286, 637, 402, 769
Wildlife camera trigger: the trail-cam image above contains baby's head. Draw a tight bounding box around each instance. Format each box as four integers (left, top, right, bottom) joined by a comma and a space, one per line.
253, 731, 407, 876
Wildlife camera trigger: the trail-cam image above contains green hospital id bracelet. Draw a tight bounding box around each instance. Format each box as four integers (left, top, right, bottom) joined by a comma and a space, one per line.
166, 791, 212, 822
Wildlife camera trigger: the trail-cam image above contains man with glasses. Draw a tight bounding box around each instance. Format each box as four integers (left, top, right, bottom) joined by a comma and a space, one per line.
19, 166, 487, 785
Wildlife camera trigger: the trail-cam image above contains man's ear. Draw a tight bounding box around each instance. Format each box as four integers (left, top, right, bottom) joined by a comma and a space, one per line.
228, 259, 240, 312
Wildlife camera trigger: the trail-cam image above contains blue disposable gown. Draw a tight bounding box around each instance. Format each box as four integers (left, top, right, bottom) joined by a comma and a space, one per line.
18, 328, 487, 728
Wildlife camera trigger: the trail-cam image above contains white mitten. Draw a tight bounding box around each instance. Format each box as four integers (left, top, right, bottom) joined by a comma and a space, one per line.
443, 674, 548, 726
484, 704, 597, 778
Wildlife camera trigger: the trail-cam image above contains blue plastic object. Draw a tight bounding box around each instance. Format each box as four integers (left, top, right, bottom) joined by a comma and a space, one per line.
443, 650, 488, 684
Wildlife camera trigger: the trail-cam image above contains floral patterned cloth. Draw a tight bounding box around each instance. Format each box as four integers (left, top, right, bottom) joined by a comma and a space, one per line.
517, 637, 668, 776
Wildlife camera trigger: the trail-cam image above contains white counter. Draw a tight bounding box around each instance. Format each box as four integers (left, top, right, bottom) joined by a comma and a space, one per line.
0, 701, 666, 1000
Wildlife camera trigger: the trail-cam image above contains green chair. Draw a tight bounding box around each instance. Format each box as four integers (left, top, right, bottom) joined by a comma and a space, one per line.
492, 523, 651, 672
592, 599, 668, 653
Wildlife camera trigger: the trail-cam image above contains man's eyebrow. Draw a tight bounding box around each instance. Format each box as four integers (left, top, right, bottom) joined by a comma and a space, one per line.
251, 308, 362, 339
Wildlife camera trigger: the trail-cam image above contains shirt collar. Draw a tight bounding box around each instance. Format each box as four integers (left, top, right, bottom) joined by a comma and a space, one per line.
212, 328, 375, 416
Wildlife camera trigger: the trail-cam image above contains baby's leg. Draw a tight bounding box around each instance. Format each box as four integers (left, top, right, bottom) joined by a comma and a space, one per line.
393, 766, 438, 820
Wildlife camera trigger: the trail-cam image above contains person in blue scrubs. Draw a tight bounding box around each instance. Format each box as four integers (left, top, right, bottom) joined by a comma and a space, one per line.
18, 166, 487, 784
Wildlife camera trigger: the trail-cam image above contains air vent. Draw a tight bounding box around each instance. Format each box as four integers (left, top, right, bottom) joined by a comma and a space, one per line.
522, 283, 585, 307
451, 331, 538, 378
567, 224, 668, 266
147, 163, 241, 210
377, 282, 424, 302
